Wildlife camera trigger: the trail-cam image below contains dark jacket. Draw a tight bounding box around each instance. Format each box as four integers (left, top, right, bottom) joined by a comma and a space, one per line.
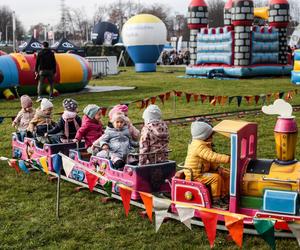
48, 116, 82, 139
35, 48, 56, 73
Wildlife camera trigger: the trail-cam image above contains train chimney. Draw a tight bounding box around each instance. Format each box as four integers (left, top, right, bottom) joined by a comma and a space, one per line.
274, 117, 298, 162
262, 99, 298, 162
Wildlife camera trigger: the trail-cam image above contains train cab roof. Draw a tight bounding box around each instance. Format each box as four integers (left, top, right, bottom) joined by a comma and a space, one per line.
213, 120, 257, 137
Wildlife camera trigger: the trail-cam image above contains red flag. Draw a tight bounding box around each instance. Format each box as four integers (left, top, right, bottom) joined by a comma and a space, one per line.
200, 211, 218, 248
193, 94, 199, 102
255, 95, 260, 104
119, 186, 132, 216
165, 92, 171, 100
217, 96, 222, 104
225, 216, 244, 248
175, 91, 182, 97
85, 171, 99, 192
185, 93, 192, 103
245, 96, 251, 104
8, 159, 20, 173
101, 107, 107, 117
139, 192, 153, 222
200, 95, 207, 103
159, 94, 165, 105
137, 100, 145, 109
150, 96, 157, 104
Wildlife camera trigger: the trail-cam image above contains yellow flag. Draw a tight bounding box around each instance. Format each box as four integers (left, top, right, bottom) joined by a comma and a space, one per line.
39, 156, 49, 174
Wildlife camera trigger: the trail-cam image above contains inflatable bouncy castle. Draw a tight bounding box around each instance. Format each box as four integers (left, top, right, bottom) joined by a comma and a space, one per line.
0, 53, 92, 99
292, 50, 300, 84
186, 0, 292, 78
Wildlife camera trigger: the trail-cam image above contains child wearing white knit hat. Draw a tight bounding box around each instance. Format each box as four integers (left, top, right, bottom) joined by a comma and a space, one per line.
183, 121, 230, 209
27, 98, 57, 144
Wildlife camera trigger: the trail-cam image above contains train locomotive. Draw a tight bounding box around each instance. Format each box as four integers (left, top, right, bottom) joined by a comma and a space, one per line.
11, 100, 300, 231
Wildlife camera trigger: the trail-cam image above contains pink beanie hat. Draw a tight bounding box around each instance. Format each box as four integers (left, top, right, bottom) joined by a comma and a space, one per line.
108, 104, 128, 120
20, 95, 33, 109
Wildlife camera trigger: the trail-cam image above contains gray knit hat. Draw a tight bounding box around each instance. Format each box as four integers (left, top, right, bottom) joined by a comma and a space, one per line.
191, 121, 213, 140
63, 98, 78, 112
142, 105, 162, 124
83, 104, 101, 119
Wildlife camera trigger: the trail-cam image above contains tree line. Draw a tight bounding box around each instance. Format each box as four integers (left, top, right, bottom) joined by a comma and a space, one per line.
0, 0, 300, 45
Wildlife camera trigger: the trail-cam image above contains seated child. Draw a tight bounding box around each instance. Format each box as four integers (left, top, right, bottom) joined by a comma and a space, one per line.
139, 105, 169, 165
27, 98, 57, 144
47, 98, 81, 142
92, 112, 136, 169
74, 104, 103, 149
183, 121, 230, 209
12, 95, 35, 141
108, 104, 140, 141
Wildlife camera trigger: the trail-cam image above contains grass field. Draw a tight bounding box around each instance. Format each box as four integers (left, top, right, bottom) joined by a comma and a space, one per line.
1, 67, 300, 249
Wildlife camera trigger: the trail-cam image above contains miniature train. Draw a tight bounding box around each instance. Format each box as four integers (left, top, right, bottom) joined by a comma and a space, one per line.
11, 114, 300, 231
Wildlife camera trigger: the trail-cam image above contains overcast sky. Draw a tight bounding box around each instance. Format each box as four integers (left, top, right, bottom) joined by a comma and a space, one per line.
2, 0, 189, 30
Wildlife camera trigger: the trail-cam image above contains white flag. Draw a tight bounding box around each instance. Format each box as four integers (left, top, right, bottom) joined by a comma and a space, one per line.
175, 205, 195, 230
0, 157, 9, 161
61, 155, 75, 178
153, 196, 171, 232
288, 222, 300, 246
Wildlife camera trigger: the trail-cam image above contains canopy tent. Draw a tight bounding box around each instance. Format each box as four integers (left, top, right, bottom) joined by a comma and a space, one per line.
51, 38, 83, 53
18, 37, 43, 53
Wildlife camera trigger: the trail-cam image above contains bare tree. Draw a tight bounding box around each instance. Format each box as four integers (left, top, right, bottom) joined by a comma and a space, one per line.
207, 0, 225, 27
0, 5, 25, 43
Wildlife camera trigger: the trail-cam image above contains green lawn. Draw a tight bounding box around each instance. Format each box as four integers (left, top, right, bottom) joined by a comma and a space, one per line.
0, 67, 300, 249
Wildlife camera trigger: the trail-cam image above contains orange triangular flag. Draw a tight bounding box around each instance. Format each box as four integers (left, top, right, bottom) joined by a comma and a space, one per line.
225, 216, 244, 248
139, 191, 153, 222
221, 96, 228, 106
119, 186, 132, 216
144, 99, 150, 108
217, 96, 222, 104
200, 211, 218, 248
193, 94, 199, 102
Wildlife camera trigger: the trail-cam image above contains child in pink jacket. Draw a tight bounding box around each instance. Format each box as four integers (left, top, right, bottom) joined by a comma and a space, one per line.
74, 104, 103, 149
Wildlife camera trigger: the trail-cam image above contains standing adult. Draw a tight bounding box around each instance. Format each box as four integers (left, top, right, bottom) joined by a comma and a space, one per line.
35, 41, 56, 102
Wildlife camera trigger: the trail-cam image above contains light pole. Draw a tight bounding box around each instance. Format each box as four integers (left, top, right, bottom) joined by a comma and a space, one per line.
5, 24, 11, 45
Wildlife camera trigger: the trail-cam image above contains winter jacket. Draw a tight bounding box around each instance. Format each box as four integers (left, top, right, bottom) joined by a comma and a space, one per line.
183, 139, 230, 181
139, 121, 169, 165
35, 48, 56, 73
13, 108, 35, 131
94, 126, 136, 161
75, 115, 103, 148
27, 108, 56, 136
48, 116, 82, 139
108, 119, 140, 141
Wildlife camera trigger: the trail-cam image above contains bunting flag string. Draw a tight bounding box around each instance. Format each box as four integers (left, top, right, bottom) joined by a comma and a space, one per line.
18, 160, 30, 174
39, 156, 49, 174
153, 196, 171, 232
8, 159, 21, 173
61, 155, 74, 178
175, 205, 195, 230
103, 181, 113, 197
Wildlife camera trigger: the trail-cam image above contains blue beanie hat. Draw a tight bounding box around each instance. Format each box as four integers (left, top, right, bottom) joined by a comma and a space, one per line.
83, 104, 100, 119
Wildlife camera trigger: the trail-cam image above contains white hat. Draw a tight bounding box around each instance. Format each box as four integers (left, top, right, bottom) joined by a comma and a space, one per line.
40, 98, 53, 111
142, 105, 162, 124
191, 121, 213, 140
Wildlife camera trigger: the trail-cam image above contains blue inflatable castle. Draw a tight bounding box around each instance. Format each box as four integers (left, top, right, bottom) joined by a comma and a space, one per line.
186, 0, 292, 78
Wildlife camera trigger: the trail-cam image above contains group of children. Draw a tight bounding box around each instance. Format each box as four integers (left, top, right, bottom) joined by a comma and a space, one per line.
12, 96, 169, 169
13, 95, 230, 208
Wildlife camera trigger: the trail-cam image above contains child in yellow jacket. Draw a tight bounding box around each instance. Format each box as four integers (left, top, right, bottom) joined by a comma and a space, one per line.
183, 121, 230, 209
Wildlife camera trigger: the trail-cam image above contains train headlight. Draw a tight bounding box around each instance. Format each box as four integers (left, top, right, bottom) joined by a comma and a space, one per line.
184, 191, 193, 201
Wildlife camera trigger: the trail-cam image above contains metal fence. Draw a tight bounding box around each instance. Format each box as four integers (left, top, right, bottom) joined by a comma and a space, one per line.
86, 57, 109, 77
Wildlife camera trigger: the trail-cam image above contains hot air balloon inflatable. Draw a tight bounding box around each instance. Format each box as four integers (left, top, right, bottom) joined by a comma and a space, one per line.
0, 53, 92, 99
122, 14, 167, 72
